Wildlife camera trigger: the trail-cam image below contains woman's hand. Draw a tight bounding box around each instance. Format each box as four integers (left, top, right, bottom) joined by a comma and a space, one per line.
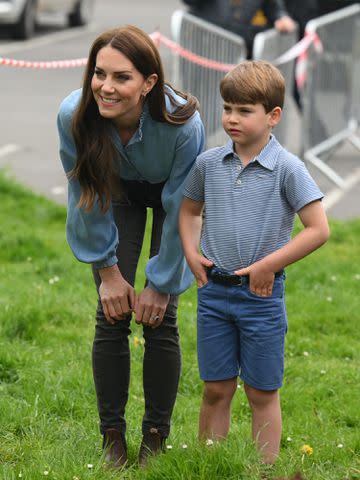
135, 286, 170, 329
98, 265, 135, 324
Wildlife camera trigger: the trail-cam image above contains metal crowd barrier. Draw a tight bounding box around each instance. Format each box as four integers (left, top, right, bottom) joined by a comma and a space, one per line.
252, 27, 299, 149
302, 4, 360, 187
170, 9, 247, 147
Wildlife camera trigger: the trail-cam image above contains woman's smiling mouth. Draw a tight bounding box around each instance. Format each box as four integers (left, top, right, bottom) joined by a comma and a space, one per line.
100, 96, 120, 105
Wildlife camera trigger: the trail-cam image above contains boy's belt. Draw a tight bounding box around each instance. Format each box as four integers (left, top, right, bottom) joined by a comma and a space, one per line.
206, 267, 283, 286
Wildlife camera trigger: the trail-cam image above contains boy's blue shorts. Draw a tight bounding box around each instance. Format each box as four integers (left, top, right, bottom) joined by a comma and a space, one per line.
197, 274, 287, 391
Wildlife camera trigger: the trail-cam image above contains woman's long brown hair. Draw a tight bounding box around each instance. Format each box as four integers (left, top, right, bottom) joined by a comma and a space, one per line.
70, 25, 199, 213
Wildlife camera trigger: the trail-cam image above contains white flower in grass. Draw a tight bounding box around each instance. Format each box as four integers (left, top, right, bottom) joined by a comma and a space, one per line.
320, 370, 326, 375
182, 444, 188, 449
326, 296, 333, 302
73, 477, 80, 480
18, 474, 23, 478
337, 443, 344, 448
87, 463, 93, 469
43, 471, 49, 476
303, 351, 309, 357
287, 436, 292, 442
206, 439, 214, 446
166, 445, 173, 450
49, 276, 60, 285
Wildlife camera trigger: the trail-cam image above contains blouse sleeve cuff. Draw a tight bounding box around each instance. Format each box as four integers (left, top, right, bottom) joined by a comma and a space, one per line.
92, 255, 118, 270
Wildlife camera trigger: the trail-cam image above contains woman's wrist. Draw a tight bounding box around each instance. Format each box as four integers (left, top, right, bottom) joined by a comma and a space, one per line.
98, 264, 122, 282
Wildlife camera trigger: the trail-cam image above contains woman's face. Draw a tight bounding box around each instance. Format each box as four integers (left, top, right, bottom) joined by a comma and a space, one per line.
91, 45, 157, 127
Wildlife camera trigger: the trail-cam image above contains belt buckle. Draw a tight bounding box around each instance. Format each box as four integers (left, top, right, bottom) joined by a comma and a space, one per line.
211, 270, 243, 286
229, 274, 243, 286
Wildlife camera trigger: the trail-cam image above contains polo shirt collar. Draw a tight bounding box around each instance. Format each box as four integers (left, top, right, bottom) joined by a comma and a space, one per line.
222, 135, 282, 171
222, 140, 235, 159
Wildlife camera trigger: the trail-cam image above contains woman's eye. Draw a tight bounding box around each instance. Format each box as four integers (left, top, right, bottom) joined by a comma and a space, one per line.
116, 74, 130, 81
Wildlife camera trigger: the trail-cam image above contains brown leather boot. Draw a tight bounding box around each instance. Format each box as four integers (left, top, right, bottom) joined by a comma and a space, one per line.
138, 427, 165, 468
103, 428, 127, 469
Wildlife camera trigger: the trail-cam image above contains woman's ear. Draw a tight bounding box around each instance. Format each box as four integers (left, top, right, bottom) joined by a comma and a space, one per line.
269, 106, 282, 127
143, 73, 158, 95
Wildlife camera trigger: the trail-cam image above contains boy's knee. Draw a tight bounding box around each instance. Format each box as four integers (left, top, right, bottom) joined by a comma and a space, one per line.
244, 383, 279, 408
203, 378, 237, 405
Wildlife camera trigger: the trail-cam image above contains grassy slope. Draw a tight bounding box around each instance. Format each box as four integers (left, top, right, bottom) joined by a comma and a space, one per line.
0, 173, 359, 480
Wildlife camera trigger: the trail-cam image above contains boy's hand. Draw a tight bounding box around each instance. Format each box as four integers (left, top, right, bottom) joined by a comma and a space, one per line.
234, 263, 275, 297
187, 253, 214, 288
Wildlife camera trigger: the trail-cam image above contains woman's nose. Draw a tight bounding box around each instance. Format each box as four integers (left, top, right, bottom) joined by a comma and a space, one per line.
101, 78, 115, 92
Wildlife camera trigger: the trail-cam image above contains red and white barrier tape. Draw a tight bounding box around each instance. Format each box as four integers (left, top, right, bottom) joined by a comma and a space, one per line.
0, 30, 321, 73
0, 56, 87, 68
273, 31, 322, 66
151, 31, 236, 72
295, 30, 323, 89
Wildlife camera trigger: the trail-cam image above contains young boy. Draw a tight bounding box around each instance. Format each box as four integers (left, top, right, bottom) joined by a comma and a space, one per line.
179, 60, 329, 464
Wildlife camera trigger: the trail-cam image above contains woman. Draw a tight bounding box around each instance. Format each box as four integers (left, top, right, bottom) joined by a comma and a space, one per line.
57, 25, 204, 468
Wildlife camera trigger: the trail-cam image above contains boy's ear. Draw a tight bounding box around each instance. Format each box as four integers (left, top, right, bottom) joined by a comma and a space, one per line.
268, 106, 282, 127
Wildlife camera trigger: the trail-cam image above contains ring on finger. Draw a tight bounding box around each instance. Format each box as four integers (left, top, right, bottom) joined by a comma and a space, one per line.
151, 314, 160, 322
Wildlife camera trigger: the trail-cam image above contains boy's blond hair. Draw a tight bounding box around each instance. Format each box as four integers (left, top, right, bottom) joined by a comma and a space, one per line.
220, 60, 285, 113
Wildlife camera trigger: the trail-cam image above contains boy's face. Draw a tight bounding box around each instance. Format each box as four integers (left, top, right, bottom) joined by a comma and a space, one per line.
221, 102, 281, 151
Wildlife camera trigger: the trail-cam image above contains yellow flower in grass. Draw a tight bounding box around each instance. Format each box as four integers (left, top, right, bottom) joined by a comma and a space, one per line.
300, 444, 313, 455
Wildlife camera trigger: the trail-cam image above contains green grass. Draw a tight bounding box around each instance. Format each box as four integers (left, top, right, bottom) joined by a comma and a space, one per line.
0, 171, 359, 480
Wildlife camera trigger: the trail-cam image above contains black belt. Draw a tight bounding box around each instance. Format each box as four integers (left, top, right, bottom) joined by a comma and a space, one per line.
207, 267, 283, 286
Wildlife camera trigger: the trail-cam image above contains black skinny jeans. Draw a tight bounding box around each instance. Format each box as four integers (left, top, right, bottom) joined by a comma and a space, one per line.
92, 180, 181, 438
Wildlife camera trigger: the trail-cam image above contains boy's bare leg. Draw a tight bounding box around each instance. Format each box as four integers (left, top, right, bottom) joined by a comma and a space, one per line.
244, 383, 282, 464
199, 378, 237, 440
